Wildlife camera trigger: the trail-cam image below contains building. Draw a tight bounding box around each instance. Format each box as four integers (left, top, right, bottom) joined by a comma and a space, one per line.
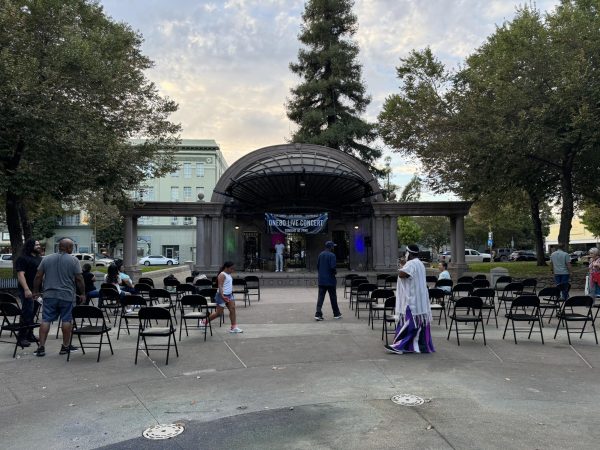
545, 216, 599, 252
46, 139, 228, 262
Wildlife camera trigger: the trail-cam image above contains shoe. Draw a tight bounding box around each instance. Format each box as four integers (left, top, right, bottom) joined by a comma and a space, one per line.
125, 307, 133, 313
334, 314, 343, 320
229, 327, 243, 333
35, 346, 45, 357
17, 339, 31, 348
59, 344, 79, 355
314, 315, 324, 321
384, 345, 403, 355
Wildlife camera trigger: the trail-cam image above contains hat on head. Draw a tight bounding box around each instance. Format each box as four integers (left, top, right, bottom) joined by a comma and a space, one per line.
325, 240, 336, 249
407, 244, 420, 255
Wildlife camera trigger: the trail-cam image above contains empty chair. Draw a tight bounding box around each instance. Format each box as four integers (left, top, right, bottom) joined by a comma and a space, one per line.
138, 277, 155, 288
447, 296, 486, 346
473, 274, 487, 281
449, 283, 473, 311
343, 274, 359, 298
553, 296, 597, 345
68, 305, 113, 362
117, 296, 147, 339
472, 279, 490, 290
503, 295, 544, 344
428, 288, 447, 328
369, 289, 395, 329
349, 277, 368, 309
555, 282, 571, 302
244, 276, 261, 302
135, 283, 152, 302
176, 283, 196, 302
232, 279, 250, 307
198, 288, 220, 326
521, 278, 538, 295
538, 287, 561, 322
426, 275, 438, 288
472, 288, 498, 328
457, 276, 474, 284
135, 307, 179, 365
384, 275, 397, 290
494, 275, 512, 293
382, 297, 397, 345
355, 283, 377, 319
179, 295, 211, 341
98, 287, 121, 325
149, 288, 177, 323
163, 276, 180, 293
496, 282, 523, 314
0, 292, 20, 339
376, 274, 390, 288
0, 302, 40, 357
194, 278, 213, 290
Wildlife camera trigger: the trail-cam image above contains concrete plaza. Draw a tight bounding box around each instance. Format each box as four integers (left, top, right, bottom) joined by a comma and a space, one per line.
1, 283, 599, 449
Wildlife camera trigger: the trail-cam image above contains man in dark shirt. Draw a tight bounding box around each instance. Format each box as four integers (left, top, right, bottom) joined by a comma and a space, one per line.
15, 238, 43, 346
314, 240, 342, 321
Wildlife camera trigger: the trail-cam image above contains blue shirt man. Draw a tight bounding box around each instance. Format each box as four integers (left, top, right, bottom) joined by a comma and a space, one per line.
315, 241, 342, 320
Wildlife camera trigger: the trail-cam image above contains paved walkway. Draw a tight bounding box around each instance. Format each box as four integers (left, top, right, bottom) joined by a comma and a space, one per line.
1, 286, 599, 449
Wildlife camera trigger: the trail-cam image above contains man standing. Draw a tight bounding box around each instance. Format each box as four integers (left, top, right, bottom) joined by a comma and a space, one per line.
314, 240, 342, 321
550, 244, 572, 301
274, 241, 285, 272
33, 238, 86, 357
15, 238, 43, 347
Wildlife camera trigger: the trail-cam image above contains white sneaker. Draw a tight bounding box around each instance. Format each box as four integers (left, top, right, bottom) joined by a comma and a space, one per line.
229, 327, 244, 333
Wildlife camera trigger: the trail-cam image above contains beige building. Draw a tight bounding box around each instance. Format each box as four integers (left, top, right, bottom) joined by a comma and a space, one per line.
545, 216, 599, 251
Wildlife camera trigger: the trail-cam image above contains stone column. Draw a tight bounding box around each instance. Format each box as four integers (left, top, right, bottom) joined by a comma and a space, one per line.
195, 215, 205, 271
449, 216, 457, 265
372, 215, 385, 270
123, 215, 132, 268
210, 215, 223, 271
455, 215, 465, 265
128, 216, 141, 281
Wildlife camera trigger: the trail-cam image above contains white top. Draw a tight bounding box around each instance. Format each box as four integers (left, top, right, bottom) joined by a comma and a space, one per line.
396, 258, 431, 321
221, 271, 233, 295
438, 270, 451, 292
275, 243, 285, 255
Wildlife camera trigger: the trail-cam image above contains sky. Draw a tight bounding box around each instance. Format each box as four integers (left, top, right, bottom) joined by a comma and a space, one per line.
99, 0, 559, 199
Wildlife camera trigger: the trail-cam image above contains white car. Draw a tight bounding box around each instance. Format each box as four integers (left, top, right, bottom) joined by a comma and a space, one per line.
437, 249, 492, 263
0, 253, 13, 268
139, 255, 179, 266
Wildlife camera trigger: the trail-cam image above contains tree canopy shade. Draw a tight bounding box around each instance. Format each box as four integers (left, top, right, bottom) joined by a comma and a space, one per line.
0, 0, 180, 261
378, 2, 600, 261
286, 0, 381, 172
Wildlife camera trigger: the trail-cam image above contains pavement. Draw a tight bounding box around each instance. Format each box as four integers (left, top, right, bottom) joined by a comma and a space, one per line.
1, 284, 600, 449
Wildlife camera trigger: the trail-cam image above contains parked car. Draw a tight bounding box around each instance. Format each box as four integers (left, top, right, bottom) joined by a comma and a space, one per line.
436, 249, 491, 263
139, 255, 179, 266
73, 253, 113, 267
0, 253, 13, 268
438, 251, 451, 263
493, 248, 515, 262
93, 254, 114, 267
509, 250, 537, 261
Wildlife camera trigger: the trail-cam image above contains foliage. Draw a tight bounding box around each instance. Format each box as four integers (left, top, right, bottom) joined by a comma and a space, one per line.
0, 0, 180, 260
397, 174, 422, 202
397, 217, 422, 246
581, 202, 600, 238
286, 0, 381, 171
413, 216, 450, 254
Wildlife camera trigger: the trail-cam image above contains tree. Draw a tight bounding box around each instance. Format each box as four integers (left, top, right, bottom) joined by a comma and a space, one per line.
581, 202, 600, 238
0, 0, 180, 263
397, 217, 422, 246
286, 0, 381, 170
413, 216, 450, 255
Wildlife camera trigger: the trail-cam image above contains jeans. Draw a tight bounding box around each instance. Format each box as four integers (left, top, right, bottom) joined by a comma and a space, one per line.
18, 292, 39, 339
316, 285, 341, 317
554, 274, 570, 301
275, 254, 283, 271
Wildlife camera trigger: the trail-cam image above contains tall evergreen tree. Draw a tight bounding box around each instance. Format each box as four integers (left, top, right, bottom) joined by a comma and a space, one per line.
287, 0, 380, 169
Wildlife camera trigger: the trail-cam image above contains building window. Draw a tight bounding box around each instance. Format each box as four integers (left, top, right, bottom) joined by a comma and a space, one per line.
196, 187, 205, 200
183, 217, 193, 225
183, 186, 192, 201
171, 216, 179, 225
142, 187, 154, 201
183, 162, 192, 178
170, 187, 179, 201
139, 216, 153, 225
63, 214, 81, 226
196, 162, 205, 177
171, 165, 179, 177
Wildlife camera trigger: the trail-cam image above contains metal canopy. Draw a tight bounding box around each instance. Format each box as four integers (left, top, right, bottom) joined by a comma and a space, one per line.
220, 150, 376, 211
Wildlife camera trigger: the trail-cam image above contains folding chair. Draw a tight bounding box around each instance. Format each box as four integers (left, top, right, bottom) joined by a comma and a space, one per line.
376, 274, 389, 288
472, 279, 490, 290
149, 289, 177, 323
503, 295, 544, 344
98, 287, 121, 325
473, 274, 487, 281
198, 288, 221, 326
383, 275, 397, 290
553, 296, 597, 345
369, 289, 395, 329
244, 276, 261, 302
449, 283, 473, 312
435, 278, 453, 304
496, 282, 523, 314
355, 283, 377, 319
135, 283, 152, 302
521, 278, 538, 295
472, 288, 498, 328
447, 296, 486, 346
138, 277, 155, 288
349, 277, 368, 309
428, 288, 447, 328
0, 293, 20, 339
232, 279, 250, 307
382, 297, 397, 345
135, 307, 179, 365
185, 276, 195, 284
494, 275, 512, 296
194, 278, 213, 291
163, 277, 180, 294
343, 274, 359, 298
68, 305, 113, 362
457, 276, 474, 284
179, 295, 211, 341
538, 287, 561, 323
426, 275, 438, 289
117, 295, 147, 339
175, 284, 196, 307
0, 302, 40, 357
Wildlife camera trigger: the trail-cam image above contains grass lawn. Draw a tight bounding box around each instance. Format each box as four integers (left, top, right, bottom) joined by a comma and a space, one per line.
468, 261, 588, 278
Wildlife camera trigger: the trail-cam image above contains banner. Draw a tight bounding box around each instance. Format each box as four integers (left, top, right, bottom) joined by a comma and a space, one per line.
265, 213, 328, 234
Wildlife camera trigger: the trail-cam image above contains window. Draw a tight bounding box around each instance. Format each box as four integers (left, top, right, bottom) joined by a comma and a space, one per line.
170, 187, 179, 201
183, 186, 192, 201
171, 165, 179, 177
139, 216, 153, 225
171, 217, 179, 225
196, 162, 205, 177
183, 217, 193, 225
183, 163, 192, 178
63, 214, 81, 226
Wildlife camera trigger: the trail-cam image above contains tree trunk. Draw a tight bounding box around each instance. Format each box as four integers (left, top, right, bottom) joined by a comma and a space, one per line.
528, 193, 547, 266
557, 151, 575, 249
19, 203, 33, 240
6, 190, 24, 274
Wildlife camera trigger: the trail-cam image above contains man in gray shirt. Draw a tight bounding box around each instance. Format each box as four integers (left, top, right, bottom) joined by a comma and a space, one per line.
33, 238, 86, 357
550, 244, 572, 301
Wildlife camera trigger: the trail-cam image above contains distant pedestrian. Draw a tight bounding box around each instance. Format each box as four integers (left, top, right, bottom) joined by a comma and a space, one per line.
386, 244, 435, 354
202, 261, 243, 333
32, 238, 86, 357
314, 240, 342, 321
15, 238, 43, 347
550, 244, 572, 301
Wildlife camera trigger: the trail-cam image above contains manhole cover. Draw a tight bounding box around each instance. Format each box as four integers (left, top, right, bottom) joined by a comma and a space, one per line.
143, 424, 184, 440
391, 394, 425, 406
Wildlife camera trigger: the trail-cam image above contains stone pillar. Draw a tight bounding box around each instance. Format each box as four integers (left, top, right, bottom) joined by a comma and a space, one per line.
123, 215, 132, 270
128, 216, 141, 281
449, 215, 468, 278
210, 215, 223, 271
195, 215, 205, 271
449, 216, 457, 263
455, 215, 465, 265
372, 215, 385, 270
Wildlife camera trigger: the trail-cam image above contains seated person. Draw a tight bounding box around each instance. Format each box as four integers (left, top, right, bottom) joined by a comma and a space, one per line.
437, 262, 452, 293
114, 259, 136, 294
82, 263, 99, 304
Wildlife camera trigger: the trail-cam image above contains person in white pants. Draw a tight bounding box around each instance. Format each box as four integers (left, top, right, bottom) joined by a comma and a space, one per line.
275, 242, 285, 272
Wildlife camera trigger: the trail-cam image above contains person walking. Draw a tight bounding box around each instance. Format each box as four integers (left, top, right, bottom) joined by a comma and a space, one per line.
203, 261, 243, 333
32, 238, 86, 357
550, 244, 572, 301
587, 248, 600, 298
15, 238, 43, 347
274, 241, 285, 272
314, 240, 342, 321
386, 244, 435, 354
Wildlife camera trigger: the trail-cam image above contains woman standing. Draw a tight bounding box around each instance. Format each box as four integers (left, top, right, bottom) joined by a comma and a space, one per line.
588, 248, 600, 298
203, 261, 243, 333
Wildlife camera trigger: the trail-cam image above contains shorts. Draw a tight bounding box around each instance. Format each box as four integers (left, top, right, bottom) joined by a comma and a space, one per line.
215, 292, 234, 307
42, 297, 75, 323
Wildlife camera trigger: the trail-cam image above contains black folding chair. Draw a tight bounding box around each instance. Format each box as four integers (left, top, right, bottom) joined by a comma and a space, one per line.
135, 307, 179, 365
538, 287, 561, 323
553, 296, 597, 345
138, 277, 155, 288
449, 283, 473, 312
179, 295, 211, 341
382, 297, 397, 345
457, 276, 474, 284
0, 302, 40, 357
198, 288, 221, 326
472, 279, 490, 290
244, 276, 261, 302
0, 292, 20, 339
185, 276, 195, 284
163, 277, 180, 294
521, 278, 538, 295
117, 295, 148, 339
428, 288, 447, 328
355, 283, 377, 319
383, 275, 397, 290
435, 279, 453, 305
496, 282, 523, 314
135, 283, 152, 303
343, 274, 359, 298
376, 274, 390, 288
447, 296, 486, 346
349, 277, 368, 309
68, 305, 113, 362
232, 279, 250, 307
473, 274, 487, 281
426, 275, 438, 289
98, 287, 121, 325
175, 284, 196, 307
472, 288, 498, 328
194, 278, 213, 291
369, 289, 395, 329
503, 295, 544, 344
149, 289, 177, 323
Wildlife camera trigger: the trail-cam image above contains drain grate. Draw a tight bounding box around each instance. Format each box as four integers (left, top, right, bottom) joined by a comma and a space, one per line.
391, 394, 425, 406
143, 424, 185, 440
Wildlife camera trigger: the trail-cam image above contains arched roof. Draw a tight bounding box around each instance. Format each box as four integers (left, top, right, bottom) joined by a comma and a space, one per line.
211, 143, 383, 211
